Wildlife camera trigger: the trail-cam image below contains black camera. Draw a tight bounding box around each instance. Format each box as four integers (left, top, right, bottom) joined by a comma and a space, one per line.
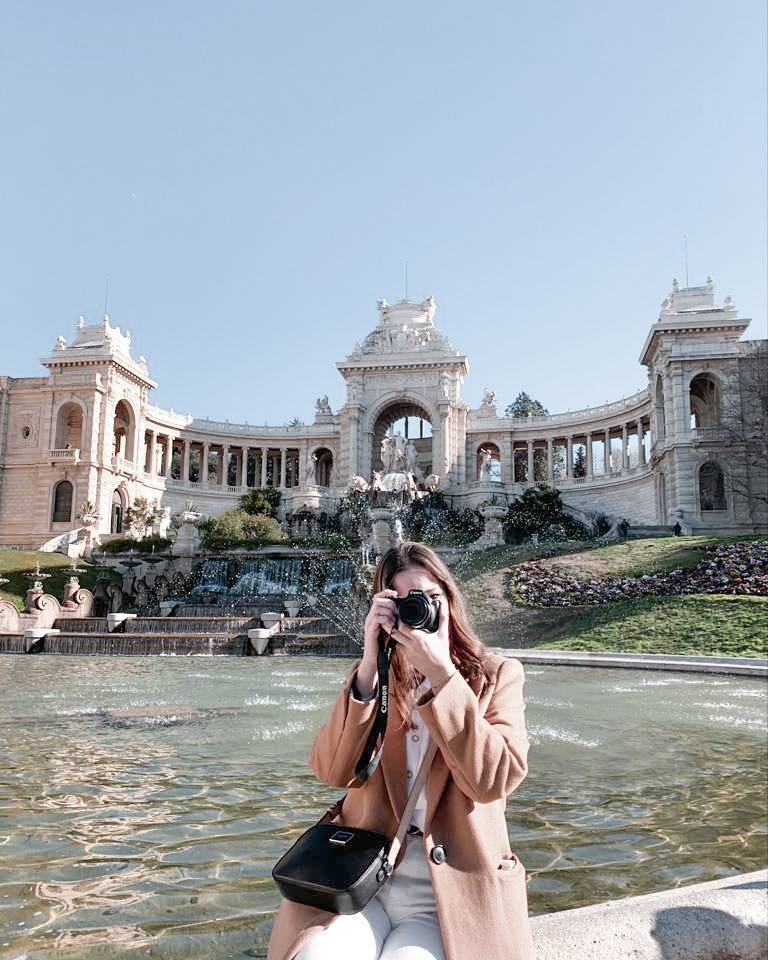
393, 590, 441, 633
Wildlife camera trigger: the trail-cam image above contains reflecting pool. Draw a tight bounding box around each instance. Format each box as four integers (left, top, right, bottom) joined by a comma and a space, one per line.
0, 656, 765, 959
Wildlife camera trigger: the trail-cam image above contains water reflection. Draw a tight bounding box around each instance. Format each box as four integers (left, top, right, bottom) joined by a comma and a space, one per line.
0, 656, 765, 959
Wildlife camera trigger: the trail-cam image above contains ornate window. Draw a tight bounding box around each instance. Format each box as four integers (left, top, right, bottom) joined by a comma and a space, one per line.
699, 462, 727, 511
52, 480, 73, 523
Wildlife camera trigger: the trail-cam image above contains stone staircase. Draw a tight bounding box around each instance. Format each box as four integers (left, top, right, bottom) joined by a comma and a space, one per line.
0, 612, 359, 657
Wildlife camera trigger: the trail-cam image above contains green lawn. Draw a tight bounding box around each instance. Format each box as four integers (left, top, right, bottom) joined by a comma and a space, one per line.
0, 551, 119, 612
528, 594, 768, 658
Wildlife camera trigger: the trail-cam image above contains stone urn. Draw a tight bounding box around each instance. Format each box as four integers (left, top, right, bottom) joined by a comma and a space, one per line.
478, 503, 507, 548
261, 612, 283, 630
172, 510, 202, 558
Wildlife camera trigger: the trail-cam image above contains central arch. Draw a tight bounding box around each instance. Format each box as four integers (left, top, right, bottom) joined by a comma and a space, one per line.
369, 397, 434, 482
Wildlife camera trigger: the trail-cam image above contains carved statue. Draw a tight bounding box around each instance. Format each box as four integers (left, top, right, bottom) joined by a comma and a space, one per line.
315, 395, 331, 416
370, 470, 382, 505
439, 371, 452, 399
380, 437, 395, 474
348, 381, 361, 402
393, 431, 406, 469
377, 298, 389, 313
55, 335, 67, 351
405, 441, 419, 476
479, 449, 496, 481
305, 451, 317, 484
481, 388, 497, 407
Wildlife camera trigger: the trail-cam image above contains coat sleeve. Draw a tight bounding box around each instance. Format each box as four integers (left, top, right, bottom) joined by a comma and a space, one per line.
415, 656, 530, 804
308, 659, 380, 788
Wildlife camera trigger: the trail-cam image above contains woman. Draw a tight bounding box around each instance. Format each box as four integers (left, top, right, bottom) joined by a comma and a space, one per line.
267, 542, 536, 960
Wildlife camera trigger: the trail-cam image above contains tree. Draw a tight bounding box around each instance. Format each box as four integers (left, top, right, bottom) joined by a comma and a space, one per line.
125, 496, 161, 539
573, 446, 586, 478
285, 416, 304, 427
504, 391, 549, 419
239, 488, 281, 517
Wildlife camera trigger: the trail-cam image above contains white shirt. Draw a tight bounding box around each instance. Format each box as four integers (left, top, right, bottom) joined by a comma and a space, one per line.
351, 670, 433, 832
406, 677, 432, 832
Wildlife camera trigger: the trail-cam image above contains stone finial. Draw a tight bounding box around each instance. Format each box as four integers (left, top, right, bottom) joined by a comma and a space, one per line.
138, 355, 147, 367
706, 275, 714, 287
723, 295, 734, 308
661, 296, 673, 312
54, 335, 67, 351
377, 298, 389, 313
672, 278, 680, 291
78, 315, 86, 329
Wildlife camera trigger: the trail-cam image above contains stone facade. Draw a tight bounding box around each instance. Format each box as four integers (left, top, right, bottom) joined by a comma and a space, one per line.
0, 280, 764, 548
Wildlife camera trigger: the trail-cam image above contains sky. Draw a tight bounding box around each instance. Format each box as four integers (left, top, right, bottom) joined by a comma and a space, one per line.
1, 0, 765, 424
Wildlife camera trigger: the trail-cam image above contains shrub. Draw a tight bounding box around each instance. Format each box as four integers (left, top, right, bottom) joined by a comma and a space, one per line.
198, 509, 287, 550
101, 535, 171, 554
239, 488, 281, 517
502, 486, 590, 544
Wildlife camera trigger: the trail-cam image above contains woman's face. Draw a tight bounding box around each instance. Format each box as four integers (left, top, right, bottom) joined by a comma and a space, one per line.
390, 565, 447, 620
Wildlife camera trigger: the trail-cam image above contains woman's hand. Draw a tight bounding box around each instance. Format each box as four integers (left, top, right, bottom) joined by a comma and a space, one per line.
390, 596, 455, 689
355, 589, 399, 697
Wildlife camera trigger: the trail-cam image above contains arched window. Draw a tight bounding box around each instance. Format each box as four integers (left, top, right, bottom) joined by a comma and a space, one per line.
699, 462, 727, 511
111, 489, 125, 533
690, 374, 721, 429
54, 401, 84, 450
655, 376, 666, 439
52, 480, 73, 523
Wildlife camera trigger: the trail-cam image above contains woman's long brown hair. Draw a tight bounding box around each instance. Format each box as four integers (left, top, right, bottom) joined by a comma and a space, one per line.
372, 541, 489, 728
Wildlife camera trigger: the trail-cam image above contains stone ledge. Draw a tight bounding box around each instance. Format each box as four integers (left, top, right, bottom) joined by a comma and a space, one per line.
529, 868, 767, 960
493, 648, 768, 678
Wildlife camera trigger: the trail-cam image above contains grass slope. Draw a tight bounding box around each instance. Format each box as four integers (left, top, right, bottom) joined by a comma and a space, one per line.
0, 551, 118, 612
455, 536, 767, 658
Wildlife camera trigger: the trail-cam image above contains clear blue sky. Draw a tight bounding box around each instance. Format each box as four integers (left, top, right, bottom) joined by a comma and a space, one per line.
1, 0, 765, 423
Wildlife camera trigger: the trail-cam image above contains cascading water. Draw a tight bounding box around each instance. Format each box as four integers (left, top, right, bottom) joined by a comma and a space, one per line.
189, 559, 230, 596
322, 558, 353, 595
230, 558, 303, 596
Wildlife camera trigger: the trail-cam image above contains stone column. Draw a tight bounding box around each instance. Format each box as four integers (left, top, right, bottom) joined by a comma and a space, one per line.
566, 436, 573, 479
348, 409, 359, 478
637, 419, 646, 465
241, 447, 249, 488
546, 437, 554, 483
164, 437, 173, 478
439, 408, 450, 477
221, 444, 229, 486
182, 439, 191, 483
144, 429, 154, 473
622, 424, 629, 471
261, 446, 268, 487
280, 446, 287, 488
202, 442, 210, 486
586, 434, 593, 478
298, 445, 305, 486
604, 428, 611, 474
527, 441, 534, 485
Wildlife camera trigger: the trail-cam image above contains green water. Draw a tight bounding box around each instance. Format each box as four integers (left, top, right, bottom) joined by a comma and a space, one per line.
0, 656, 765, 959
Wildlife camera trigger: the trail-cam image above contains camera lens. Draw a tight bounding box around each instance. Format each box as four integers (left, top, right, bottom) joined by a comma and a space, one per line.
395, 591, 440, 632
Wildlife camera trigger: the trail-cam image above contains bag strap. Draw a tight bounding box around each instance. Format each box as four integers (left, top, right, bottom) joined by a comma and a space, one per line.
386, 739, 438, 866
353, 633, 398, 783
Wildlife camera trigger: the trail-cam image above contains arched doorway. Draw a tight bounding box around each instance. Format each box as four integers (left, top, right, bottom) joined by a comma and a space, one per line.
113, 400, 136, 461
476, 443, 502, 481
371, 401, 433, 481
54, 402, 84, 450
313, 448, 334, 487
111, 489, 126, 533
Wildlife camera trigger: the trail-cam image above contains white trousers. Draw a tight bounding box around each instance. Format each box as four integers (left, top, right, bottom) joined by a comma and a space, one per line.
294, 834, 446, 960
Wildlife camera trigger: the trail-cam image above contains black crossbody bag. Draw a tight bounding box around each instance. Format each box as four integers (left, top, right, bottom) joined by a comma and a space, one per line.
271, 636, 438, 914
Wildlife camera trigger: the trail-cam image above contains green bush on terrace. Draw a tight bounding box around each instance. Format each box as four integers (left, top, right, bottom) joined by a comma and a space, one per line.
197, 510, 287, 550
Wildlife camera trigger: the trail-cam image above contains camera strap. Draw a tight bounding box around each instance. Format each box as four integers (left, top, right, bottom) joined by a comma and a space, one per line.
353, 632, 398, 783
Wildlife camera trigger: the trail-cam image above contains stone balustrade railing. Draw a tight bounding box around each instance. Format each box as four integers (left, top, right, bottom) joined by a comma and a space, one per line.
49, 447, 80, 462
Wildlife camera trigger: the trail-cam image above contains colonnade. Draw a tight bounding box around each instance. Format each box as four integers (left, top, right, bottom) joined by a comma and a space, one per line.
478, 417, 650, 485
140, 431, 303, 490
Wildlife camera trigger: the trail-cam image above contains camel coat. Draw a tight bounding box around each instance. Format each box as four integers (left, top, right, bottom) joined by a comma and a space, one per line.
266, 651, 536, 960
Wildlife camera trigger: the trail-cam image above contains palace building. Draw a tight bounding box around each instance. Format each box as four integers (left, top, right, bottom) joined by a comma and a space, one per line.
0, 277, 765, 549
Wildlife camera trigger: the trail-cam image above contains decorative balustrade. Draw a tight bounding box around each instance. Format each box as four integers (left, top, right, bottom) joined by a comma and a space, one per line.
49, 448, 80, 463
111, 455, 138, 476
502, 388, 650, 428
